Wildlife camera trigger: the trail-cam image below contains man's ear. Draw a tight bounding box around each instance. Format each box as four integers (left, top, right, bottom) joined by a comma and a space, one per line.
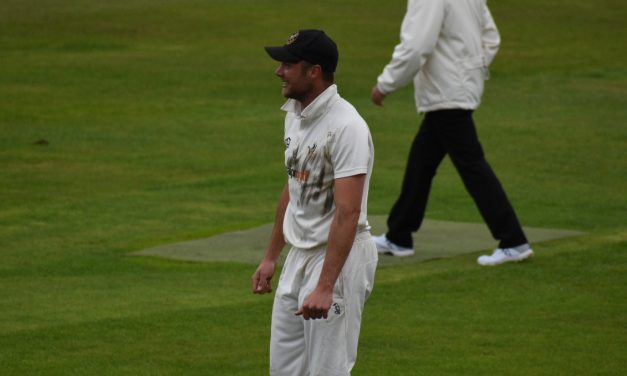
308, 64, 323, 79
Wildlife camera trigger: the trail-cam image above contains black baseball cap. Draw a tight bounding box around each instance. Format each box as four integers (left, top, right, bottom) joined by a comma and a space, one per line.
265, 29, 339, 73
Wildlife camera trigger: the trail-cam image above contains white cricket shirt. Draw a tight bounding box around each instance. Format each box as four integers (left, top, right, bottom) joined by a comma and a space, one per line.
281, 84, 374, 250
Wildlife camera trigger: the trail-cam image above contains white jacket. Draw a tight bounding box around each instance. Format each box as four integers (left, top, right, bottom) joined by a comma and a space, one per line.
377, 0, 500, 113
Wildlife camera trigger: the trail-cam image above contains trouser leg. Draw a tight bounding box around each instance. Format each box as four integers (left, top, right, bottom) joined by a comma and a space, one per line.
386, 117, 447, 248
438, 110, 527, 248
273, 234, 377, 376
270, 250, 308, 376
303, 234, 378, 376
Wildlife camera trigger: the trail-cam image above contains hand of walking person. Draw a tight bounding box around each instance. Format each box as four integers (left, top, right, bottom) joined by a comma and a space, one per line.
371, 85, 386, 106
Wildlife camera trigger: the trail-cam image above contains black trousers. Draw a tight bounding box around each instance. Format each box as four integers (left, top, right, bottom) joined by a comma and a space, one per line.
386, 109, 527, 249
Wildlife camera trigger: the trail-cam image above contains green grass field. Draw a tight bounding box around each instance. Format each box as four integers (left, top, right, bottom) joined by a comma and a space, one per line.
1, 0, 626, 374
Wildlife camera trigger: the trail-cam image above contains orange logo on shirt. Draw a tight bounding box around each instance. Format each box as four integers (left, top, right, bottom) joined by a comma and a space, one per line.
295, 170, 310, 183
287, 167, 310, 183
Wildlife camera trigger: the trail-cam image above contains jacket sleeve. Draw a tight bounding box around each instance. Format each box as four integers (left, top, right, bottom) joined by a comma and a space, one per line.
481, 4, 500, 66
376, 0, 445, 95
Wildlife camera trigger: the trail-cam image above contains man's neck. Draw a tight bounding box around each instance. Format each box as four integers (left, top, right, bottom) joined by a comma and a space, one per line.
299, 82, 332, 109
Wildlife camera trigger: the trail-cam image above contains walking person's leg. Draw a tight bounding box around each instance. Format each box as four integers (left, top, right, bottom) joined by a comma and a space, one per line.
438, 110, 532, 265
374, 114, 447, 256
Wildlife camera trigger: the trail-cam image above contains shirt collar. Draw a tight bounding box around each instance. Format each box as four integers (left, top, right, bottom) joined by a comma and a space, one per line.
280, 84, 338, 121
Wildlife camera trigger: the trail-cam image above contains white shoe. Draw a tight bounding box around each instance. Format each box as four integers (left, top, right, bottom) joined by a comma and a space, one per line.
372, 234, 415, 257
477, 247, 534, 266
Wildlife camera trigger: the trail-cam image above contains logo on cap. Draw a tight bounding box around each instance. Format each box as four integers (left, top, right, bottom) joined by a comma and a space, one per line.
286, 32, 299, 45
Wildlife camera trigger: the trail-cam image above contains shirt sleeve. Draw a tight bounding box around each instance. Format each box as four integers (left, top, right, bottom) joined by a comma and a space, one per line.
376, 0, 446, 94
330, 121, 371, 179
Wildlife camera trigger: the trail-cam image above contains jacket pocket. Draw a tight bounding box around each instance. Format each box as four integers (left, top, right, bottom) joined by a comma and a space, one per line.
459, 55, 488, 79
457, 55, 488, 104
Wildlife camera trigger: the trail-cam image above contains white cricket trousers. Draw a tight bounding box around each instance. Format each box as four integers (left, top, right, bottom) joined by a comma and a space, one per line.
269, 231, 378, 376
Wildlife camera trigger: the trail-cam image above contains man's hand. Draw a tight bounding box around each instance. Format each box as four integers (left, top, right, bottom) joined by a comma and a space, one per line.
371, 85, 386, 106
252, 260, 276, 294
295, 287, 333, 320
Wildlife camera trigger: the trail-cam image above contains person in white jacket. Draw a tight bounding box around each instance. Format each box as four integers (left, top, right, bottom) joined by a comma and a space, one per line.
371, 0, 534, 266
